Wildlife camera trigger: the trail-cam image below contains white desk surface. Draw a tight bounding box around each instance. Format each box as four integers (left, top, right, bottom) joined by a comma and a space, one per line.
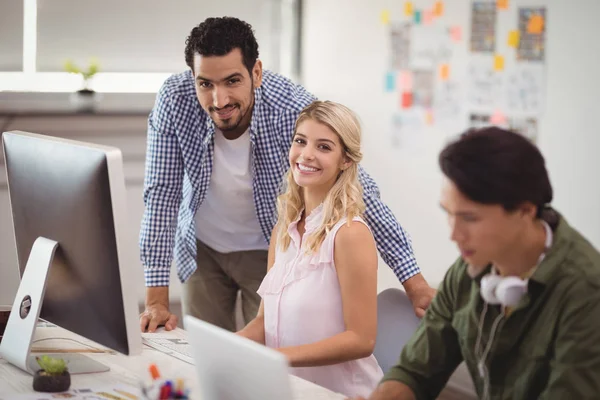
0, 325, 345, 400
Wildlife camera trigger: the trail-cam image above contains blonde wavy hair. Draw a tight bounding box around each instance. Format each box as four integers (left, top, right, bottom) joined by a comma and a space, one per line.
275, 100, 365, 254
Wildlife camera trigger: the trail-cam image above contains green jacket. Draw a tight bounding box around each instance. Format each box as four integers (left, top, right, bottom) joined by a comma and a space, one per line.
383, 213, 600, 399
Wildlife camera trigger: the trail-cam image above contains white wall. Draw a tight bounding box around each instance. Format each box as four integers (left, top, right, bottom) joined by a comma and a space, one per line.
302, 0, 600, 290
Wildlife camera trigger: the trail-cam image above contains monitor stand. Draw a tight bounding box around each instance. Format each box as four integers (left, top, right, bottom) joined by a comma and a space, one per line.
0, 237, 109, 375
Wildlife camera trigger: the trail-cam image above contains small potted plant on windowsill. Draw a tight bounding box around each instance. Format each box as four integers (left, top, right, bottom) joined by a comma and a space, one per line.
33, 355, 71, 393
64, 58, 100, 111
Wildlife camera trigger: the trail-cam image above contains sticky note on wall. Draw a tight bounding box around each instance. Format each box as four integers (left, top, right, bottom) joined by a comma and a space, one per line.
497, 0, 509, 10
439, 64, 450, 81
404, 2, 414, 16
494, 55, 505, 71
450, 26, 462, 41
398, 70, 413, 91
385, 72, 395, 92
527, 14, 544, 34
401, 92, 413, 109
434, 1, 444, 16
414, 10, 422, 24
424, 10, 434, 25
508, 30, 520, 47
380, 9, 391, 25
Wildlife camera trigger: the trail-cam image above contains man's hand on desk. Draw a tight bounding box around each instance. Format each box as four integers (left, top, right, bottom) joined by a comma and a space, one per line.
346, 381, 416, 400
140, 286, 178, 333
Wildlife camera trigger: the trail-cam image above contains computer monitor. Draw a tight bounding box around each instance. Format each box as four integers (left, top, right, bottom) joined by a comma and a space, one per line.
185, 315, 294, 400
0, 131, 142, 374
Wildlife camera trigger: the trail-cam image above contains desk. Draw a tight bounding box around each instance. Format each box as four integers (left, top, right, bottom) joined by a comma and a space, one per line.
0, 325, 345, 399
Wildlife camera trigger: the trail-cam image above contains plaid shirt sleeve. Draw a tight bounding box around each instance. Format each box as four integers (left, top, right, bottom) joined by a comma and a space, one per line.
358, 165, 420, 282
139, 83, 184, 287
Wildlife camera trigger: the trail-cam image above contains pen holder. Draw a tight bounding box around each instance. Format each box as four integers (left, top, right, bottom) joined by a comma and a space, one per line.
140, 379, 190, 400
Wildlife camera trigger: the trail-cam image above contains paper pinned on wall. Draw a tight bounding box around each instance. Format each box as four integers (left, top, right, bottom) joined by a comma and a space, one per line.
410, 25, 450, 69
450, 26, 462, 42
518, 7, 546, 61
508, 30, 520, 47
390, 22, 411, 69
434, 1, 444, 17
494, 54, 505, 71
497, 0, 509, 10
385, 71, 396, 92
434, 80, 462, 124
380, 9, 391, 25
404, 1, 414, 16
413, 70, 435, 108
505, 63, 545, 115
509, 117, 538, 142
466, 60, 504, 109
470, 2, 497, 53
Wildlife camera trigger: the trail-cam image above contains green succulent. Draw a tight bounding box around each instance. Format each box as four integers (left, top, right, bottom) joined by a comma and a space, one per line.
63, 58, 100, 81
36, 355, 68, 375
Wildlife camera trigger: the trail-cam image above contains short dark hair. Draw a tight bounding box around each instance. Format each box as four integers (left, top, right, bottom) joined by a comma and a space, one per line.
184, 17, 259, 74
439, 127, 553, 217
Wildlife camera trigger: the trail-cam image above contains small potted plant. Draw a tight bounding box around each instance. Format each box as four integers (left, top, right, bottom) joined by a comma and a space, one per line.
33, 355, 71, 392
63, 58, 100, 111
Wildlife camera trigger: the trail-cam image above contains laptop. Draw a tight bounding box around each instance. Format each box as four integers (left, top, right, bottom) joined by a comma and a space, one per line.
184, 315, 293, 400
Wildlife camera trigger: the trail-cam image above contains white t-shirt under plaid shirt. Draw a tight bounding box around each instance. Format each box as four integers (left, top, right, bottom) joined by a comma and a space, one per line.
139, 69, 420, 287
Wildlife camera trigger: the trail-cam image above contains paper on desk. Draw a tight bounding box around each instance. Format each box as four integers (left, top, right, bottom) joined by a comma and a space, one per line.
0, 383, 141, 400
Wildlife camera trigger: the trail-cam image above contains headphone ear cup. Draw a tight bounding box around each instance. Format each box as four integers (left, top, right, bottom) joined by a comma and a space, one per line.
496, 277, 528, 307
480, 274, 503, 305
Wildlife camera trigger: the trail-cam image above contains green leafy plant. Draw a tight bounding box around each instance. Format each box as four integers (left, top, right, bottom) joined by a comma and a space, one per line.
63, 58, 100, 92
36, 355, 68, 375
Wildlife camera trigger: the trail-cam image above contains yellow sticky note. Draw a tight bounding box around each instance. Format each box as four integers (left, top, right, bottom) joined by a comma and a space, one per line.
404, 1, 414, 16
494, 55, 505, 71
380, 9, 391, 25
425, 110, 434, 125
497, 0, 509, 10
434, 1, 444, 17
527, 14, 544, 34
439, 64, 450, 81
508, 30, 520, 47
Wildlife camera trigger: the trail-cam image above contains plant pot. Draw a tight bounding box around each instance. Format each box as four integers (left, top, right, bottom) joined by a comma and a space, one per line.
33, 369, 71, 392
69, 89, 100, 112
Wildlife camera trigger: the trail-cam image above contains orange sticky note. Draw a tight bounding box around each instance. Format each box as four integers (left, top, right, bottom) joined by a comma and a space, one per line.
380, 9, 391, 25
450, 26, 462, 42
439, 64, 450, 81
434, 1, 444, 17
527, 14, 544, 34
404, 1, 414, 16
401, 92, 413, 109
497, 0, 509, 10
424, 10, 434, 25
494, 55, 505, 71
507, 30, 520, 47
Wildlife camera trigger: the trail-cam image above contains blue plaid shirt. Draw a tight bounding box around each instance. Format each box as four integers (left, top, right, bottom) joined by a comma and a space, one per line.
140, 69, 420, 287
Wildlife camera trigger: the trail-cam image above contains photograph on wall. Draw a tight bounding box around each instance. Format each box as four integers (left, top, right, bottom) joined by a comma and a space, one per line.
391, 22, 411, 70
517, 7, 546, 62
412, 70, 435, 108
470, 2, 496, 53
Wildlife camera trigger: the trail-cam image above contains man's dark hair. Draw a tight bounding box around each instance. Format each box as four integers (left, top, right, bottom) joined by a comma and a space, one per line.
184, 17, 259, 74
439, 126, 553, 218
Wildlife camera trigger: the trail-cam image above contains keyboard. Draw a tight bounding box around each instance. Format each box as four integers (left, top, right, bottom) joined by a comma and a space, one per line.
142, 336, 194, 365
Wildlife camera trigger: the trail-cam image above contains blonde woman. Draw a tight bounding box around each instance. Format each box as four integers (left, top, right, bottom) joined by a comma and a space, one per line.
238, 101, 383, 397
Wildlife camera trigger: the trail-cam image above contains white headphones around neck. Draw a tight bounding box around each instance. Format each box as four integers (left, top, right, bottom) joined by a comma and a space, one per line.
479, 220, 553, 307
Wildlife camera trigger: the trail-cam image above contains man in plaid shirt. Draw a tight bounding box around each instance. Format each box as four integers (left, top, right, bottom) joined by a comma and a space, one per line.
139, 17, 435, 333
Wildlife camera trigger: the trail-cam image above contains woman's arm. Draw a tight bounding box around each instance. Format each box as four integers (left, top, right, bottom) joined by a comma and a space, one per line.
236, 228, 278, 344
278, 221, 378, 367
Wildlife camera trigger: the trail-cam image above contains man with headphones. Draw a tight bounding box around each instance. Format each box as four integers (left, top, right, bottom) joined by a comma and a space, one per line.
354, 127, 600, 400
